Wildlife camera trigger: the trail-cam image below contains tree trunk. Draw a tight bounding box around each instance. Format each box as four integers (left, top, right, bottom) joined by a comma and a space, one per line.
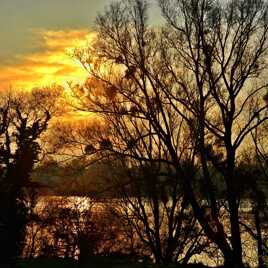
254, 203, 265, 267
226, 150, 244, 268
227, 191, 244, 267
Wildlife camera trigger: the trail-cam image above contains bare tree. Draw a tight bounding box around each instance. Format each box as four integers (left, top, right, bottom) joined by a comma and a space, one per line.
71, 0, 268, 266
48, 108, 208, 264
245, 122, 268, 266
159, 0, 268, 266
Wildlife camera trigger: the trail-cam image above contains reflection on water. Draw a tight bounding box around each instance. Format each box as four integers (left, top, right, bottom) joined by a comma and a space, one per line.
23, 196, 267, 266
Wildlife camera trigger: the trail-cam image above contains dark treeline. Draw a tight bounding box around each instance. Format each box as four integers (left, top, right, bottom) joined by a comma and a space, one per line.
1, 0, 268, 267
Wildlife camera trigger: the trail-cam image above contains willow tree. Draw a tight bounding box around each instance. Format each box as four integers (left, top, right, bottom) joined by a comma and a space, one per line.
74, 0, 268, 266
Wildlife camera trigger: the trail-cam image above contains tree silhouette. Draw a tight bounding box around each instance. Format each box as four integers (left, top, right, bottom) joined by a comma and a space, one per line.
0, 88, 60, 266
72, 0, 268, 266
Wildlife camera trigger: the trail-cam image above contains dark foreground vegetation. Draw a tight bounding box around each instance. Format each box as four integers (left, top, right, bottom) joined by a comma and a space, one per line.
17, 257, 212, 268
1, 0, 268, 267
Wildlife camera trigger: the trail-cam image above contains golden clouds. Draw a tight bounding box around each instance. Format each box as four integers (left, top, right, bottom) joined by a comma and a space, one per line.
0, 29, 94, 90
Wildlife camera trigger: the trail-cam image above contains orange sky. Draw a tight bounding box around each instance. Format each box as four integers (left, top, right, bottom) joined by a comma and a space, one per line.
0, 0, 162, 91
0, 29, 93, 90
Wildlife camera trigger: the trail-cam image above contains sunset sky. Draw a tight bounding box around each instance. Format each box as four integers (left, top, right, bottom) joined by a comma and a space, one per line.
0, 0, 161, 90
